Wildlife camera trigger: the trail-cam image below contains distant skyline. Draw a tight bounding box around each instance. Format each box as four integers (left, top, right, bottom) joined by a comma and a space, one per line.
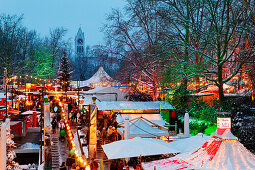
0, 0, 126, 47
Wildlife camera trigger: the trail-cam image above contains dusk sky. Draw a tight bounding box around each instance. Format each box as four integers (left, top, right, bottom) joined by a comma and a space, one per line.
0, 0, 126, 46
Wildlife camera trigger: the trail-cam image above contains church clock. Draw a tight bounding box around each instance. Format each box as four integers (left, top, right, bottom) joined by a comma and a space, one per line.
78, 38, 83, 44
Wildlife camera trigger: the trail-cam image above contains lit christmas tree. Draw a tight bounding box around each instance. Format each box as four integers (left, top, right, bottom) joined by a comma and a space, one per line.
57, 51, 72, 92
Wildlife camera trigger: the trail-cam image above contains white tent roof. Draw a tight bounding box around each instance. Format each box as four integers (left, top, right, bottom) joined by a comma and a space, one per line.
167, 134, 210, 153
20, 110, 40, 116
71, 67, 114, 88
142, 130, 255, 170
117, 113, 168, 127
118, 117, 169, 138
85, 66, 113, 84
82, 86, 128, 101
102, 137, 179, 159
96, 101, 175, 111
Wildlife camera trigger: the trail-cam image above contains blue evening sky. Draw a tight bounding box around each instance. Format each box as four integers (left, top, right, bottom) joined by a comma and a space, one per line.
0, 0, 126, 46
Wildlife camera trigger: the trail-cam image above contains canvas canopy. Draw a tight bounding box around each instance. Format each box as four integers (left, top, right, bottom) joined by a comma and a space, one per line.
96, 101, 175, 111
102, 137, 179, 159
118, 116, 169, 138
142, 129, 255, 170
167, 133, 210, 153
82, 86, 128, 101
71, 67, 115, 88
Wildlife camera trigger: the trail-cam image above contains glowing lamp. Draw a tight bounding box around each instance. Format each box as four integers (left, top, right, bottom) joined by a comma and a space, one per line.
67, 126, 70, 130
92, 95, 97, 103
86, 165, 90, 170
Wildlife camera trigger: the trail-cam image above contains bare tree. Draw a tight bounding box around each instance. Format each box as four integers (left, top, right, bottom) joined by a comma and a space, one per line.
160, 0, 255, 104
103, 0, 162, 100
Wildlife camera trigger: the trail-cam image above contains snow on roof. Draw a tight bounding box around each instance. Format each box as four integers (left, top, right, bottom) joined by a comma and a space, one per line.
118, 113, 167, 127
83, 87, 109, 94
129, 118, 168, 137
167, 134, 210, 153
86, 66, 113, 84
118, 117, 168, 138
191, 93, 215, 96
0, 92, 10, 98
21, 110, 40, 116
224, 93, 250, 97
220, 129, 238, 140
143, 130, 255, 170
71, 67, 114, 88
96, 101, 175, 111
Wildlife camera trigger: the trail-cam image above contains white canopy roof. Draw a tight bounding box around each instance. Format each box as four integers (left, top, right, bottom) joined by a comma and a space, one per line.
20, 110, 40, 116
96, 101, 175, 111
117, 113, 168, 128
118, 117, 169, 138
142, 130, 255, 170
82, 86, 128, 101
167, 134, 210, 153
85, 66, 113, 85
71, 67, 114, 88
102, 137, 179, 159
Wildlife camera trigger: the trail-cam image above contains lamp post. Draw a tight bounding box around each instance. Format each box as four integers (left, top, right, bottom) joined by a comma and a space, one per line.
5, 83, 7, 119
4, 68, 8, 120
39, 84, 45, 164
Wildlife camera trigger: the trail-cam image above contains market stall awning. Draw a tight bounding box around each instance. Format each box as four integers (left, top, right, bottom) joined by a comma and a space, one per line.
96, 101, 175, 111
118, 116, 169, 138
20, 110, 40, 116
142, 129, 255, 170
102, 137, 179, 159
8, 109, 21, 115
167, 134, 210, 153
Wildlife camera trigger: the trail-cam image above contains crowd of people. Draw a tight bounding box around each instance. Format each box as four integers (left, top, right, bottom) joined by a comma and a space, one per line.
48, 96, 145, 170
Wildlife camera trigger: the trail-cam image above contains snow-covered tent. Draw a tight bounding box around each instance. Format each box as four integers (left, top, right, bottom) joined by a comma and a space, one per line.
102, 137, 179, 159
71, 67, 117, 88
96, 101, 174, 127
118, 116, 169, 138
167, 133, 210, 153
142, 129, 255, 170
81, 86, 128, 101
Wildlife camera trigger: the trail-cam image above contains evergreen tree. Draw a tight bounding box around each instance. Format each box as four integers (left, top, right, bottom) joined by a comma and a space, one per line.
34, 47, 55, 80
57, 51, 72, 92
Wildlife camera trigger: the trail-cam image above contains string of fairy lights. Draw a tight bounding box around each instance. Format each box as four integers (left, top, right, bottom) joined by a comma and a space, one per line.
5, 75, 70, 87
61, 111, 90, 169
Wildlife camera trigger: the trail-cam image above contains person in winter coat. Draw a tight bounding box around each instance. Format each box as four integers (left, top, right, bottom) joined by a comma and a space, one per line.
51, 117, 57, 134
90, 158, 99, 170
59, 162, 67, 170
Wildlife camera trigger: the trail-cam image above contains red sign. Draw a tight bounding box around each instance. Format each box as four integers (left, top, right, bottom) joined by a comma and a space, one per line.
217, 117, 231, 129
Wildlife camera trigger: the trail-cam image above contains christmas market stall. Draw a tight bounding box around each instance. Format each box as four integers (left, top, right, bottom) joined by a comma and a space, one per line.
142, 129, 255, 170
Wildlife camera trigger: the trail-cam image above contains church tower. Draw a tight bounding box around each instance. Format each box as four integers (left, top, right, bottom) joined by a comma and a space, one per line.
75, 27, 85, 57
75, 27, 85, 80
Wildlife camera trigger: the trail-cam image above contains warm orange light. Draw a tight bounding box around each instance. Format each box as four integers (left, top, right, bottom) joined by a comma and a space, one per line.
67, 126, 70, 130
83, 161, 87, 166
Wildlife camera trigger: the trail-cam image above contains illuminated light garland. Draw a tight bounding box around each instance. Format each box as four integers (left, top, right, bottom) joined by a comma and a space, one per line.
62, 112, 89, 169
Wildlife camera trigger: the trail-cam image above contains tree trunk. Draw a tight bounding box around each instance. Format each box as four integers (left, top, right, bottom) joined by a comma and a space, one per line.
218, 67, 225, 104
